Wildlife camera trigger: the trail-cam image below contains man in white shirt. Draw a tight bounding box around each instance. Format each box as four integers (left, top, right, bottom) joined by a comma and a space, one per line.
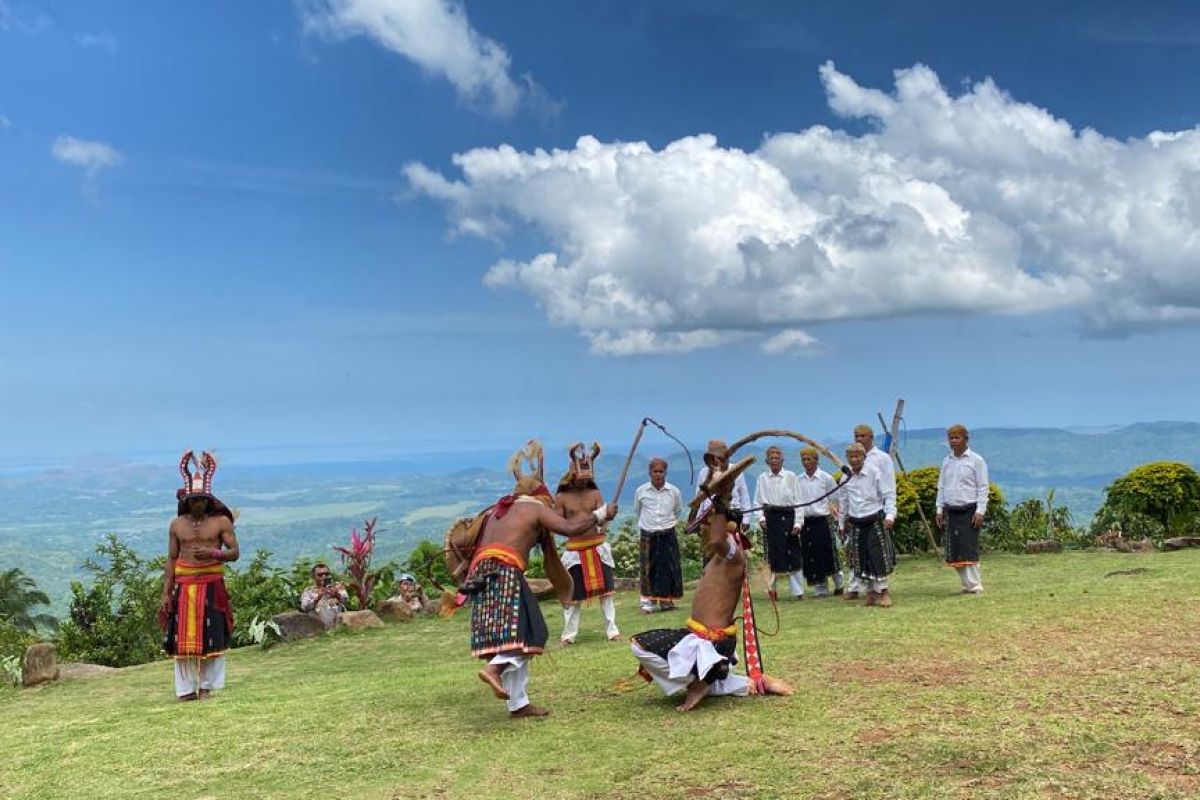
796, 447, 843, 597
633, 458, 685, 613
694, 439, 751, 530
846, 424, 897, 600
753, 446, 806, 601
838, 443, 898, 607
935, 424, 989, 594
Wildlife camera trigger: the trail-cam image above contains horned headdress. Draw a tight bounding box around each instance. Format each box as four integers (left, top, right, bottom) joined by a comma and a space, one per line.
558, 440, 601, 491
175, 449, 235, 521
508, 439, 547, 496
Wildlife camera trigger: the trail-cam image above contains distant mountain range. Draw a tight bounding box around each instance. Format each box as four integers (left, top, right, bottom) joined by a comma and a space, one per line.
3, 421, 1198, 611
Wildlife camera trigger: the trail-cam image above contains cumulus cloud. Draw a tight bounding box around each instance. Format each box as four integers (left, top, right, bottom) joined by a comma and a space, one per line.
52, 135, 123, 198
302, 0, 535, 116
408, 62, 1200, 354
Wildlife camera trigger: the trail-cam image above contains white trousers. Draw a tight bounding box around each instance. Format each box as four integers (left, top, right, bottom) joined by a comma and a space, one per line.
956, 564, 983, 591
561, 596, 619, 642
630, 641, 749, 698
768, 571, 806, 597
174, 655, 226, 697
489, 654, 531, 712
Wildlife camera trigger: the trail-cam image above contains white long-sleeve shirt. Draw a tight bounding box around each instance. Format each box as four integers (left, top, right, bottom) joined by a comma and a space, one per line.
838, 464, 897, 524
694, 466, 751, 521
936, 448, 989, 514
797, 469, 837, 517
865, 446, 896, 494
633, 481, 683, 531
752, 468, 802, 525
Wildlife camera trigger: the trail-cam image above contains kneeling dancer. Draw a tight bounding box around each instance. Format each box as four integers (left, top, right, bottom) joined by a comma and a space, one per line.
838, 443, 897, 607
631, 452, 793, 712
457, 441, 618, 718
160, 451, 240, 700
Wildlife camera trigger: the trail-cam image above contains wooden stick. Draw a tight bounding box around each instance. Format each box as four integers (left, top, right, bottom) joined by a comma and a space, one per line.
610, 419, 648, 504
878, 402, 939, 553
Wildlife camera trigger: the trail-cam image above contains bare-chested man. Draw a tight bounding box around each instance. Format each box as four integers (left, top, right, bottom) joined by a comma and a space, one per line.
159, 451, 240, 700
556, 442, 620, 644
459, 441, 618, 718
631, 440, 793, 712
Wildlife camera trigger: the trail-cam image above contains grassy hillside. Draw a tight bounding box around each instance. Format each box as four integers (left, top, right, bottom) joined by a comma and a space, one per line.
4, 551, 1199, 799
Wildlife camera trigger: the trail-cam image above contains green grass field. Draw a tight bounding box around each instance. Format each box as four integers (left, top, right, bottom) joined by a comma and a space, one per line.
3, 551, 1199, 799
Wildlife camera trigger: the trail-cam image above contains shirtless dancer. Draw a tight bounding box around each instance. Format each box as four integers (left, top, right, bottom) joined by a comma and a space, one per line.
631, 441, 793, 712
458, 441, 618, 718
556, 442, 620, 644
159, 451, 240, 700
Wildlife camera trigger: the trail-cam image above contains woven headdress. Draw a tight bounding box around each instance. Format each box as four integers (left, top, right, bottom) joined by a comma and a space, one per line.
558, 441, 601, 490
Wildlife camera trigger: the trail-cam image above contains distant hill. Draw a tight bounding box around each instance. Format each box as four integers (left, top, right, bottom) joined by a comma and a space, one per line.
2, 422, 1198, 610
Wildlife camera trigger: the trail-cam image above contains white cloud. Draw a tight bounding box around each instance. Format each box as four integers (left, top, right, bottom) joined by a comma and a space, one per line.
302, 0, 533, 116
409, 62, 1200, 354
52, 135, 123, 199
0, 114, 11, 128
75, 31, 117, 52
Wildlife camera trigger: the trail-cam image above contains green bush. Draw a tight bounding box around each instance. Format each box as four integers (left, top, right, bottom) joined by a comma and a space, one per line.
1096, 461, 1200, 540
892, 466, 1007, 555
985, 492, 1084, 552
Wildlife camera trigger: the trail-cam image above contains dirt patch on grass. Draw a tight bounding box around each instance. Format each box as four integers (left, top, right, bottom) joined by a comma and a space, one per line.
853, 726, 895, 744
832, 658, 968, 688
1122, 741, 1200, 790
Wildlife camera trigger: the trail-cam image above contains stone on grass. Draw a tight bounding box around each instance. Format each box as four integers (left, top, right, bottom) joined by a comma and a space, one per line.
22, 643, 58, 687
1024, 539, 1062, 554
272, 610, 328, 643
526, 578, 556, 601
340, 610, 384, 630
58, 663, 119, 680
614, 577, 639, 592
377, 599, 415, 623
1163, 536, 1200, 551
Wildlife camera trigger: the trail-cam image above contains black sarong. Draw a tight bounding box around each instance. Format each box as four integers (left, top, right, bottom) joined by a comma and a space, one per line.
762, 506, 804, 573
800, 514, 838, 584
162, 580, 232, 658
568, 560, 615, 601
467, 559, 547, 659
848, 511, 896, 581
944, 503, 980, 566
640, 527, 683, 601
631, 628, 737, 684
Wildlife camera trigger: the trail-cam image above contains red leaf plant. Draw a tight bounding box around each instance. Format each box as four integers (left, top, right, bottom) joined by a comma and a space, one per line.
332, 517, 382, 610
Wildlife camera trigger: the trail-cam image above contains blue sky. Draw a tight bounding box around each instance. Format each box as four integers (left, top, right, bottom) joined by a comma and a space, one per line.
3, 1, 1200, 466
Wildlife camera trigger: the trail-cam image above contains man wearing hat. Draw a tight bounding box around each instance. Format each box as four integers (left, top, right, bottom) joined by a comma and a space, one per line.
392, 572, 436, 615
693, 439, 751, 532
796, 446, 843, 597
159, 451, 240, 700
935, 424, 989, 594
752, 445, 806, 602
846, 424, 896, 600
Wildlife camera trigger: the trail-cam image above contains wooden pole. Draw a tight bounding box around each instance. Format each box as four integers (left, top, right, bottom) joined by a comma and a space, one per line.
878, 402, 939, 553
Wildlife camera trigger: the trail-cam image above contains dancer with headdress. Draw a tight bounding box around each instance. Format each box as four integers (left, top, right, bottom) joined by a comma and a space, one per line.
556, 442, 621, 644
452, 441, 618, 718
159, 451, 240, 700
630, 445, 793, 711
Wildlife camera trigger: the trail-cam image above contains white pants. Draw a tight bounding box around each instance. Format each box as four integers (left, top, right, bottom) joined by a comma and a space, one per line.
769, 571, 806, 597
174, 655, 226, 697
631, 640, 749, 698
489, 654, 531, 712
846, 573, 865, 594
957, 564, 983, 592
868, 578, 888, 593
561, 596, 619, 642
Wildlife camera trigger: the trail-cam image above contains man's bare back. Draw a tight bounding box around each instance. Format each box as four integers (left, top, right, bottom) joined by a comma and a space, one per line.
477, 500, 616, 564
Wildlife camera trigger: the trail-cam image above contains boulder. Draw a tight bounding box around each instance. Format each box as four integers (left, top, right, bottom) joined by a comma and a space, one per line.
377, 599, 415, 623
58, 663, 119, 681
526, 578, 556, 601
1024, 539, 1063, 554
1129, 537, 1156, 553
340, 610, 384, 630
614, 577, 640, 592
1163, 536, 1200, 551
22, 643, 58, 687
271, 610, 327, 643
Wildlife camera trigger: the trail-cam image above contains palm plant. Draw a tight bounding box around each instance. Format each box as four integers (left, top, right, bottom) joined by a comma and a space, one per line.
0, 568, 57, 633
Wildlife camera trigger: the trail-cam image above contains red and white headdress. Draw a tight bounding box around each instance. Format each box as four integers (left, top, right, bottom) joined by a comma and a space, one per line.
176, 450, 218, 500
558, 441, 601, 490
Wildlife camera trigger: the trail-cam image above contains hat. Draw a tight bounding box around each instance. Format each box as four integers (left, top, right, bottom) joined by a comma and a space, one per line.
398, 573, 417, 584
703, 439, 729, 468
558, 441, 601, 490
176, 450, 216, 501
853, 424, 874, 436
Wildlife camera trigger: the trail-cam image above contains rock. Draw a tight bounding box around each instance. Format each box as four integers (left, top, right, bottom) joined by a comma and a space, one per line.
377, 599, 415, 623
1024, 539, 1062, 554
340, 610, 384, 630
526, 578, 556, 601
1129, 537, 1156, 553
271, 610, 328, 643
614, 577, 640, 592
58, 663, 119, 680
21, 643, 58, 687
1163, 536, 1200, 551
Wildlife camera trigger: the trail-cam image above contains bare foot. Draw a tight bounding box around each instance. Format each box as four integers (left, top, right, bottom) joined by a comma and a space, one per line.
510, 704, 551, 718
759, 675, 795, 697
177, 692, 198, 702
676, 679, 709, 712
559, 638, 574, 648
478, 665, 509, 700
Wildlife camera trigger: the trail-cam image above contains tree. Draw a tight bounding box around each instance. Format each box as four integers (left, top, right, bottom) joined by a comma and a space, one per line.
1100, 461, 1200, 535
0, 567, 57, 633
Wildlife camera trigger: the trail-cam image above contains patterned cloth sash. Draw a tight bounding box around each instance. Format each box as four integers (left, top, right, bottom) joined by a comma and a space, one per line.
173, 561, 226, 658
564, 533, 607, 595
686, 617, 737, 641
468, 544, 527, 575
564, 533, 606, 551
